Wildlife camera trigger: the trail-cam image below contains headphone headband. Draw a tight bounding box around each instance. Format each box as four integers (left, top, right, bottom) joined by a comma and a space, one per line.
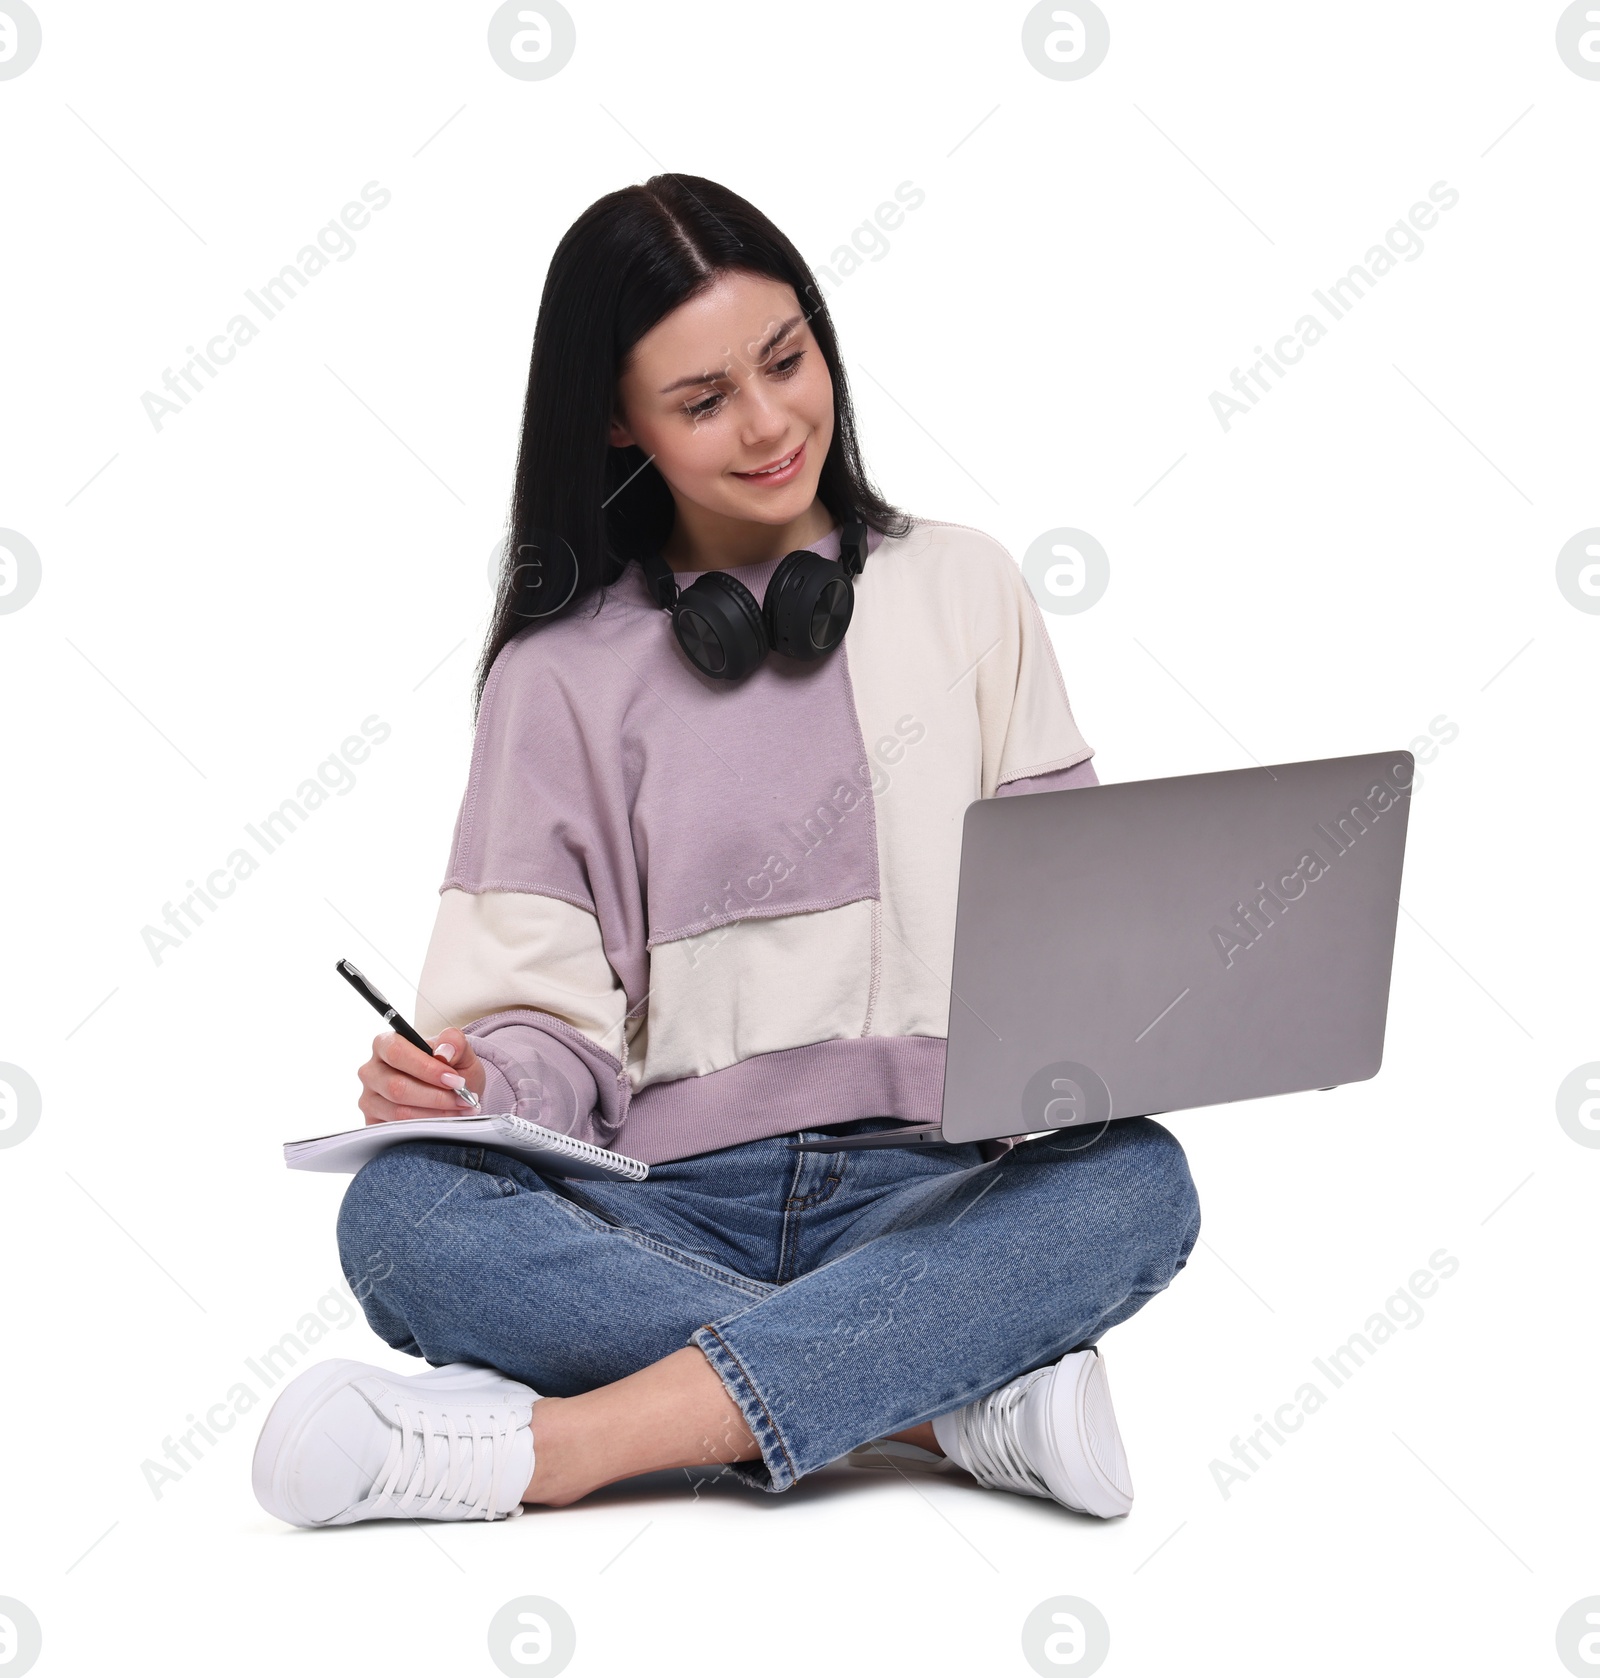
637, 549, 680, 611
839, 513, 868, 578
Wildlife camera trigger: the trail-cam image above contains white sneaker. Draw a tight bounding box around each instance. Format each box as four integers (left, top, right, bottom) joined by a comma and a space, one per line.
930, 1347, 1133, 1518
252, 1358, 539, 1527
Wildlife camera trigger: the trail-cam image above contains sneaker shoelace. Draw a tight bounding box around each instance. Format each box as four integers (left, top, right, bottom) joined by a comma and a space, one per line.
369, 1401, 518, 1520
955, 1367, 1055, 1500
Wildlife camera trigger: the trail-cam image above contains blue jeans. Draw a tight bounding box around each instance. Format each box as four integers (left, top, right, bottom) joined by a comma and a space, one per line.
335, 1116, 1201, 1494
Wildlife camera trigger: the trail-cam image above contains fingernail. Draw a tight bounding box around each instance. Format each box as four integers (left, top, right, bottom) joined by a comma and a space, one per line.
441, 1071, 466, 1090
433, 1042, 457, 1063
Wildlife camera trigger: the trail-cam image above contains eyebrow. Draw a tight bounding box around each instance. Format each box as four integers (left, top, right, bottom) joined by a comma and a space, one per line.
658, 314, 804, 394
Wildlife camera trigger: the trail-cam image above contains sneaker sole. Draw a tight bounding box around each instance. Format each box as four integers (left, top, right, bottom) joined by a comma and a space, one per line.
1043, 1350, 1134, 1518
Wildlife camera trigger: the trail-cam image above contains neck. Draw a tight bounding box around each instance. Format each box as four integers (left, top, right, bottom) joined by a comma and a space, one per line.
661, 497, 837, 573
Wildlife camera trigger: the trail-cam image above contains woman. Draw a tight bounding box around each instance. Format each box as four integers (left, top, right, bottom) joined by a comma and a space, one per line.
251, 174, 1201, 1527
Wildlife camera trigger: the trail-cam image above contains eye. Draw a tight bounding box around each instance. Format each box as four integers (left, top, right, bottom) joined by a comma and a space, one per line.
681, 348, 804, 420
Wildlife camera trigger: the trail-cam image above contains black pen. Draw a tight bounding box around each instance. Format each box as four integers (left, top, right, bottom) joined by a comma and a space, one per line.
335, 957, 481, 1110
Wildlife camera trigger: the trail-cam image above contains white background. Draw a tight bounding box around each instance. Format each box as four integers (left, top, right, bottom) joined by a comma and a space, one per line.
2, 2, 1595, 1674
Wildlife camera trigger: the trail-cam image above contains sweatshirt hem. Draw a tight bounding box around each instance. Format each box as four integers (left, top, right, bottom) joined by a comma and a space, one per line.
611, 1035, 949, 1165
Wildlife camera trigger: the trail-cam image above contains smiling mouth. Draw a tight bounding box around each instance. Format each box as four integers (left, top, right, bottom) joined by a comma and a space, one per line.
734, 442, 804, 477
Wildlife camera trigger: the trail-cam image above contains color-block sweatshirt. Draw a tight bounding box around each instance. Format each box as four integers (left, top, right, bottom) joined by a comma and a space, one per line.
413, 517, 1099, 1166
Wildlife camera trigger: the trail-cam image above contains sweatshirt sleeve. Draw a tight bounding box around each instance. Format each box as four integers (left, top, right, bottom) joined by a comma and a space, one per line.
410, 632, 640, 1146
975, 537, 1095, 797
413, 890, 629, 1141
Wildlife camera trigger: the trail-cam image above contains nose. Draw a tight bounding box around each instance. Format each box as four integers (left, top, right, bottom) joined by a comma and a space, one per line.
737, 368, 790, 447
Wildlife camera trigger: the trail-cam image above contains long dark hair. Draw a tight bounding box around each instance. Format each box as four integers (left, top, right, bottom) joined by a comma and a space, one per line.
474, 173, 912, 717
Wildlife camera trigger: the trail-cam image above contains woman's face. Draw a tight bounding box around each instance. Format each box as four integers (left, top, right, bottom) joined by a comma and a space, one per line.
609, 270, 835, 537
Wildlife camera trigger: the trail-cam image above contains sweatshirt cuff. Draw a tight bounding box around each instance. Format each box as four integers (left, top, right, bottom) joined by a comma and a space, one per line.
466, 1024, 597, 1136
994, 750, 1097, 797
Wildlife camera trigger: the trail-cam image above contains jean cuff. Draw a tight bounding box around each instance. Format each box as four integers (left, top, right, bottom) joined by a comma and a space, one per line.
689, 1324, 799, 1494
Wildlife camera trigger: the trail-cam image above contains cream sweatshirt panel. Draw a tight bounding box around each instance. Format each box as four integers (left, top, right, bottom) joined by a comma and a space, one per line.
631, 898, 876, 1087
844, 521, 1093, 1039
415, 886, 632, 1062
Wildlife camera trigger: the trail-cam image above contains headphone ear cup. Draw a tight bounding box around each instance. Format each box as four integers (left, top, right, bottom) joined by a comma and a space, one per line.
765, 551, 855, 660
672, 571, 769, 681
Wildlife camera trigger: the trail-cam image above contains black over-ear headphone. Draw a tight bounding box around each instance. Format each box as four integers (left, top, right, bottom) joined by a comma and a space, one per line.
636, 512, 869, 682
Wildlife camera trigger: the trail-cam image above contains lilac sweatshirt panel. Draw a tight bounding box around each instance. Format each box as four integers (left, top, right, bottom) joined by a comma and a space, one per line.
626, 522, 889, 945
444, 523, 889, 972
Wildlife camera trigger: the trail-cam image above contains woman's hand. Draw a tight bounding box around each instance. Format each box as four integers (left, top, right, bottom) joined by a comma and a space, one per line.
357, 1027, 488, 1126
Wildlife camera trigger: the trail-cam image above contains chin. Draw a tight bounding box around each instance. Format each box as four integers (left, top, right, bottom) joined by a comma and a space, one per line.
726, 482, 814, 522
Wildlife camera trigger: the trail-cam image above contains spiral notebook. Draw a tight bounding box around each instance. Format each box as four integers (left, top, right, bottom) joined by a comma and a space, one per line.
283, 1113, 649, 1182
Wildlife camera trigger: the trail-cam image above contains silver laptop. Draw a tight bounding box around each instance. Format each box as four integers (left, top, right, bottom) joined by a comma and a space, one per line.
790, 750, 1414, 1151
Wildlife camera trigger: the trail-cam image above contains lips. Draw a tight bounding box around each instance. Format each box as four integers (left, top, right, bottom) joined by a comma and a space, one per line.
733, 440, 805, 479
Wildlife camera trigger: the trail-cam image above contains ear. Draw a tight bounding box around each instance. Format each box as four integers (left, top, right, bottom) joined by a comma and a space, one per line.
607, 413, 636, 449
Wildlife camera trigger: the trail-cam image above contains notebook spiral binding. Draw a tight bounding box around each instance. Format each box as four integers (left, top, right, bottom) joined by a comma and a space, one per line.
502, 1113, 648, 1180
